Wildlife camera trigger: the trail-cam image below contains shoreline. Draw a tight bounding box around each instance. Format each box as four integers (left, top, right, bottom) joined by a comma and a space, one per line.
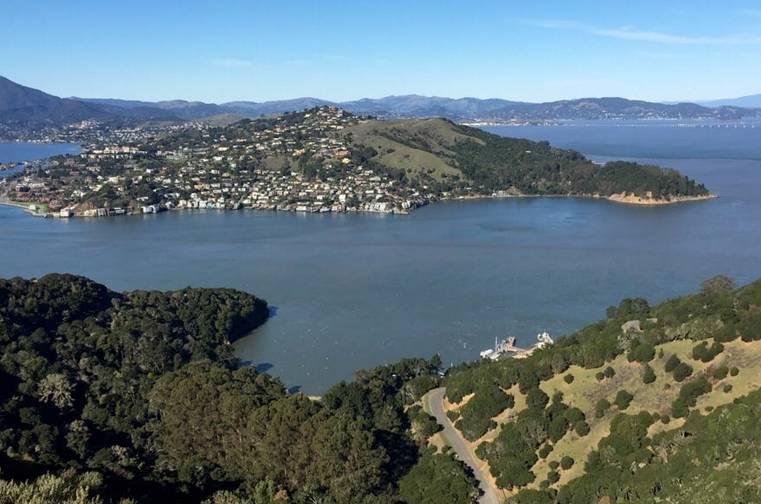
0, 190, 717, 220
454, 191, 717, 206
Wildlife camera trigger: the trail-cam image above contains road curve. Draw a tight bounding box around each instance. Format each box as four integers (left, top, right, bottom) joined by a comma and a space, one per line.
427, 387, 501, 504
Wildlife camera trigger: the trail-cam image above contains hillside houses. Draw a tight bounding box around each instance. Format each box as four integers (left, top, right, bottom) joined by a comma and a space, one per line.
0, 107, 428, 217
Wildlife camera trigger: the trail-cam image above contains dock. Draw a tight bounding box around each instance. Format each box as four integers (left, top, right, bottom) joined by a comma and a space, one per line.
479, 332, 553, 360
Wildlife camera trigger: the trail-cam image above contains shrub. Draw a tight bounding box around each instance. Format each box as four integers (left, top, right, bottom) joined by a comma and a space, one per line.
671, 398, 689, 418
412, 410, 443, 440
652, 412, 661, 421
538, 444, 553, 459
574, 420, 590, 436
712, 365, 729, 380
548, 460, 559, 470
641, 364, 656, 384
547, 470, 560, 483
672, 362, 694, 382
657, 348, 665, 359
672, 377, 712, 418
730, 367, 740, 377
700, 275, 735, 297
604, 366, 616, 379
692, 341, 724, 363
664, 354, 681, 373
564, 407, 585, 424
715, 322, 738, 342
563, 374, 574, 384
614, 390, 634, 410
660, 414, 670, 424
560, 456, 574, 470
456, 383, 514, 440
627, 341, 655, 363
595, 371, 605, 382
723, 384, 733, 393
594, 398, 610, 418
526, 388, 549, 411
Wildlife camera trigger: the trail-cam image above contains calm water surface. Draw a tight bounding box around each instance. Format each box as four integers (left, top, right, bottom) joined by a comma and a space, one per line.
1, 126, 760, 393
0, 142, 79, 163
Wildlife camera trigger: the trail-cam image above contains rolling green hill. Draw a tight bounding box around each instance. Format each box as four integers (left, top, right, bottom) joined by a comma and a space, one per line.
345, 118, 710, 201
438, 276, 761, 503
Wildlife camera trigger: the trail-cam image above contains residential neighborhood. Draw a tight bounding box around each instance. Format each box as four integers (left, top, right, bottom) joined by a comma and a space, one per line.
0, 107, 431, 218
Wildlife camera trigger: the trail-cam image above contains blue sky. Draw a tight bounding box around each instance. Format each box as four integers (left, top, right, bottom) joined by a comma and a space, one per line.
3, 0, 761, 103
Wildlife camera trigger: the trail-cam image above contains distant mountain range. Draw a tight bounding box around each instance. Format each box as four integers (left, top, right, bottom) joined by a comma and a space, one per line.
1, 75, 760, 129
697, 94, 761, 109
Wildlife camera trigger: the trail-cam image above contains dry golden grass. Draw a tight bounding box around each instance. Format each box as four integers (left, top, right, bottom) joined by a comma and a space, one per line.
458, 337, 761, 491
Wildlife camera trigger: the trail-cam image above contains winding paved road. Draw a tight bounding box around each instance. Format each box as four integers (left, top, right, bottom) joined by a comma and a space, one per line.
427, 387, 501, 504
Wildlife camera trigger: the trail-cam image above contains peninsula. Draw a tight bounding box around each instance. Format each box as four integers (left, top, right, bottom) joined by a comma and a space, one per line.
0, 107, 711, 218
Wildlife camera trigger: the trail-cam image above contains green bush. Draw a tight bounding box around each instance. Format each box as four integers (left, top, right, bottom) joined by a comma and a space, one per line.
456, 383, 514, 441
412, 410, 443, 440
712, 365, 729, 380
715, 322, 738, 342
538, 443, 553, 459
642, 364, 657, 384
692, 341, 724, 363
399, 448, 479, 504
723, 384, 733, 393
665, 354, 681, 373
730, 367, 740, 377
526, 387, 550, 411
671, 398, 689, 418
672, 362, 694, 382
660, 414, 670, 424
574, 420, 590, 436
595, 371, 605, 382
560, 456, 574, 470
672, 377, 712, 418
564, 407, 585, 424
627, 341, 655, 363
604, 366, 616, 378
548, 460, 559, 470
547, 470, 560, 483
563, 374, 575, 384
594, 399, 610, 418
614, 390, 634, 410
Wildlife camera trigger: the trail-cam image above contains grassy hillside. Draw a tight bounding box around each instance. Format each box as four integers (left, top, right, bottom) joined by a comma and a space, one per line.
440, 276, 761, 502
345, 118, 710, 200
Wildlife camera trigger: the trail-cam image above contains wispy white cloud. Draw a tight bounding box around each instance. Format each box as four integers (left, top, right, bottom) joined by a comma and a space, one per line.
523, 18, 761, 45
211, 57, 252, 68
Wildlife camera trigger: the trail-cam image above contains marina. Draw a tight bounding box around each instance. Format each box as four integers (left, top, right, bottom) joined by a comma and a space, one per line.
479, 332, 554, 360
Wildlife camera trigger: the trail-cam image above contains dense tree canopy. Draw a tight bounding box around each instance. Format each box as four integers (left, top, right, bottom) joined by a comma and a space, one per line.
0, 274, 447, 503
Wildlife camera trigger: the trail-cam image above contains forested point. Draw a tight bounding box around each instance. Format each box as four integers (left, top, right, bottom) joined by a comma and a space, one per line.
346, 117, 710, 199
0, 274, 470, 503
